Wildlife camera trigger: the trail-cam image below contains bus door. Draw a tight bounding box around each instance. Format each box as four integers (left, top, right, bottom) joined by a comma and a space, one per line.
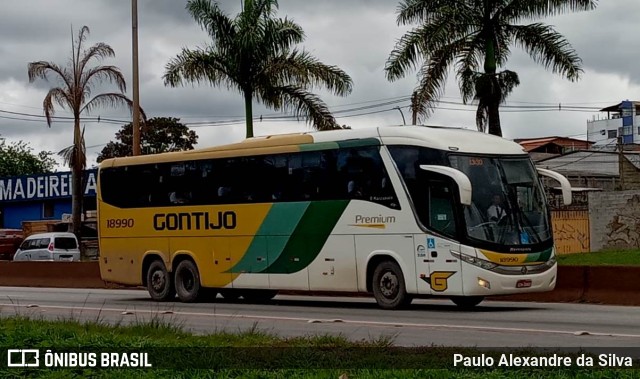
413, 174, 463, 295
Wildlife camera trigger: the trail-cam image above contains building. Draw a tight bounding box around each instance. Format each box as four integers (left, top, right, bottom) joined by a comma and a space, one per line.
0, 169, 97, 229
514, 136, 593, 162
537, 150, 640, 191
586, 100, 640, 149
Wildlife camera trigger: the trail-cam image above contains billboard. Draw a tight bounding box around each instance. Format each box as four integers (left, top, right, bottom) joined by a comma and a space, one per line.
0, 169, 97, 203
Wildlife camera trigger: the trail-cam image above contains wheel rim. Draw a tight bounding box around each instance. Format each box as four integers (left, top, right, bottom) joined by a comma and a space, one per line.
151, 270, 165, 292
379, 271, 399, 298
180, 269, 195, 292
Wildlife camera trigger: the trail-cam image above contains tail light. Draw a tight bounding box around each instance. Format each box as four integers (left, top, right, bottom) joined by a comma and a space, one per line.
48, 243, 54, 252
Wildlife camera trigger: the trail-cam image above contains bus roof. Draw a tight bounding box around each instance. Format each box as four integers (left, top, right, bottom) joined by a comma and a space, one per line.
100, 125, 526, 168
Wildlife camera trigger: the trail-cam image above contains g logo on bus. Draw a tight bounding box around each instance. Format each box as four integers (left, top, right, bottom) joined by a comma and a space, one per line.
421, 271, 456, 292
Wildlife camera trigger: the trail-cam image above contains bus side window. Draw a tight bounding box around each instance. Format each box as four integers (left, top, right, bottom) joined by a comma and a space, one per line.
419, 172, 458, 238
338, 146, 399, 209
263, 154, 288, 202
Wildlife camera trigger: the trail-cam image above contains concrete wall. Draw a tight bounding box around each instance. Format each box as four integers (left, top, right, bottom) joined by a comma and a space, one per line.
620, 155, 640, 190
1, 262, 639, 306
588, 190, 640, 251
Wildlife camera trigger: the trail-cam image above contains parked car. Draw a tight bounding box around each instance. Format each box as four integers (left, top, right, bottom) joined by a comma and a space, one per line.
0, 230, 23, 260
13, 232, 80, 262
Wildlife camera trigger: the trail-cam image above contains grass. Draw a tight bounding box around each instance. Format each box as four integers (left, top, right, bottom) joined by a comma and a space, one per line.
557, 249, 640, 266
0, 316, 638, 378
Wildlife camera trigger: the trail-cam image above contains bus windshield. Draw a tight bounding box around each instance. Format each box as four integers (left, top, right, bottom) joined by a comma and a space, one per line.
449, 155, 551, 247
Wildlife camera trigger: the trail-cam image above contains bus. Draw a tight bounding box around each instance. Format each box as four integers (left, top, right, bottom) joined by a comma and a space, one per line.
97, 126, 571, 309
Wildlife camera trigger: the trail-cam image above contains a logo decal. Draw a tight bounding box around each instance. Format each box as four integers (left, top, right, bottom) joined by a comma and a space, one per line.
349, 215, 396, 229
427, 238, 436, 249
421, 271, 456, 292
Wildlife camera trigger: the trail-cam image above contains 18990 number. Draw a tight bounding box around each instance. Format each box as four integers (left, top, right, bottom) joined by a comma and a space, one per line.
106, 218, 134, 228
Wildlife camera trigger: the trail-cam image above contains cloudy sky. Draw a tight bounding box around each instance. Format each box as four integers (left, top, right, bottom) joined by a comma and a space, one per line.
0, 0, 637, 168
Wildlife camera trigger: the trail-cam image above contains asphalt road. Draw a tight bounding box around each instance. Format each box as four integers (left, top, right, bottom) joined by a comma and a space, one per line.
1, 287, 639, 348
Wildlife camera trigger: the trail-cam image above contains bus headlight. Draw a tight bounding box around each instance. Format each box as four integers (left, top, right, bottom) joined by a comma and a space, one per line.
545, 255, 557, 267
451, 252, 498, 270
478, 277, 491, 289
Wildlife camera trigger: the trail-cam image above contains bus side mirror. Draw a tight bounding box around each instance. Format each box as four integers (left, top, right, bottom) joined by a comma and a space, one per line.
419, 165, 472, 206
536, 167, 572, 206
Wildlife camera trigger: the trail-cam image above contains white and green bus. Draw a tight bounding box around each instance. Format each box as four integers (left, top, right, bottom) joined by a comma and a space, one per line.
97, 126, 571, 309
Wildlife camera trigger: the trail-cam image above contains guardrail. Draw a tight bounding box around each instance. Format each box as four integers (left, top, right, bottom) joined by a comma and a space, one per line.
0, 262, 638, 306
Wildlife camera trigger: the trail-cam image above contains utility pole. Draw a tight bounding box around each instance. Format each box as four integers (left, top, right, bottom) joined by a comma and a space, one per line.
411, 91, 418, 125
394, 106, 406, 125
132, 0, 141, 156
618, 135, 624, 190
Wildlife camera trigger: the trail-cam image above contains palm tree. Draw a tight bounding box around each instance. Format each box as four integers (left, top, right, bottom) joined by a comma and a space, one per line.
164, 0, 353, 138
28, 26, 140, 239
386, 0, 597, 136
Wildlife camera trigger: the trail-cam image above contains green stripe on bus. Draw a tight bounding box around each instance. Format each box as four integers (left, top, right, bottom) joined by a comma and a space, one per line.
299, 142, 340, 151
524, 248, 553, 263
228, 202, 310, 273
263, 200, 349, 274
336, 138, 380, 149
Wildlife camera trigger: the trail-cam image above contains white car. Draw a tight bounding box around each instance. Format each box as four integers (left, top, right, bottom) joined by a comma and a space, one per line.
13, 232, 81, 262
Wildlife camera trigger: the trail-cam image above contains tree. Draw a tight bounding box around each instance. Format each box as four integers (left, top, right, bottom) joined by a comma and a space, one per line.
164, 0, 353, 138
0, 140, 56, 177
97, 117, 199, 162
385, 0, 596, 136
28, 26, 141, 238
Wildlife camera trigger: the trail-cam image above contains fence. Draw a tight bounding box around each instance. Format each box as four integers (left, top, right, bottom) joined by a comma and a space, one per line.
551, 210, 590, 254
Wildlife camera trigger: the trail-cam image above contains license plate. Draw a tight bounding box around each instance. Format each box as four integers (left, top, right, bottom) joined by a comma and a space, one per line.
60, 257, 74, 262
516, 279, 532, 288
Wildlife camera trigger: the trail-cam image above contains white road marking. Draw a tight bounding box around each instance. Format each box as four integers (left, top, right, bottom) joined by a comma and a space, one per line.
1, 302, 639, 339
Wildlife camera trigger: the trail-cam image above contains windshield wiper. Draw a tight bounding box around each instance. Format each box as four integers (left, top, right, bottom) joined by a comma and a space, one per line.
515, 207, 543, 244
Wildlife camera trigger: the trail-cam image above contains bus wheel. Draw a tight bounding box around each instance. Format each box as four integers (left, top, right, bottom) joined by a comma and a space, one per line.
372, 260, 412, 310
451, 296, 484, 309
242, 290, 278, 303
146, 260, 175, 301
174, 260, 201, 303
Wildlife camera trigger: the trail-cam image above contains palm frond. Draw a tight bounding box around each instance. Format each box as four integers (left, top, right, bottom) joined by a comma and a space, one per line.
459, 68, 481, 105
261, 85, 338, 130
455, 37, 484, 104
81, 93, 146, 120
253, 0, 280, 20
43, 88, 72, 127
386, 16, 476, 82
27, 61, 73, 89
59, 126, 86, 170
411, 38, 469, 121
507, 23, 582, 81
263, 17, 305, 54
497, 70, 520, 102
81, 65, 127, 93
186, 0, 236, 47
498, 0, 597, 22
263, 49, 352, 96
163, 48, 239, 90
396, 0, 474, 25
79, 43, 116, 74
74, 26, 91, 75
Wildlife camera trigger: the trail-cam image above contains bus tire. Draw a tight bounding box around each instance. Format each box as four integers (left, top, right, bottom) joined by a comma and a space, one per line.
242, 290, 278, 303
451, 296, 484, 309
174, 260, 201, 303
146, 260, 175, 302
372, 260, 412, 309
